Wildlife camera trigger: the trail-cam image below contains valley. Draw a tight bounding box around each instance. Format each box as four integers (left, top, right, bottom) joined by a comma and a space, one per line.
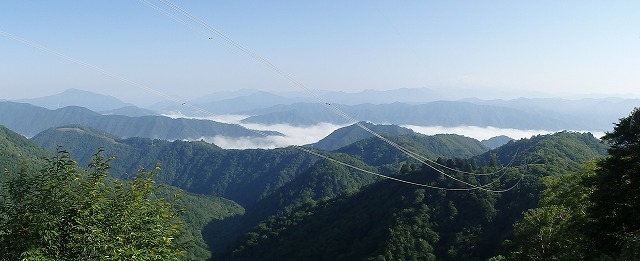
1, 89, 629, 260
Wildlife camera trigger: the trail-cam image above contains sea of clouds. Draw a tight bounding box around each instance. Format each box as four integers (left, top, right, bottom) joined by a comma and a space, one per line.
164, 113, 604, 149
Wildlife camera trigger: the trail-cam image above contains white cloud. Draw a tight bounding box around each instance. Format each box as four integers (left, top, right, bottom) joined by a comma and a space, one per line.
166, 113, 605, 149
191, 121, 346, 149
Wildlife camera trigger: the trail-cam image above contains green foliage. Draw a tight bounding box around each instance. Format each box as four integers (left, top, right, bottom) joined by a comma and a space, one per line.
217, 130, 609, 261
0, 125, 51, 178
337, 133, 489, 168
218, 158, 519, 261
475, 131, 606, 180
498, 109, 640, 260
26, 123, 613, 260
202, 154, 379, 254
503, 161, 596, 260
32, 129, 320, 207
0, 149, 187, 260
587, 108, 640, 257
155, 186, 244, 261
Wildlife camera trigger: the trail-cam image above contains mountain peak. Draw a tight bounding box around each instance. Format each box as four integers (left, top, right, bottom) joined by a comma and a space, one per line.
15, 88, 133, 111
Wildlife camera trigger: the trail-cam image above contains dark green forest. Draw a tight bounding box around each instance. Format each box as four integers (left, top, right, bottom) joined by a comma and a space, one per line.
1, 108, 638, 260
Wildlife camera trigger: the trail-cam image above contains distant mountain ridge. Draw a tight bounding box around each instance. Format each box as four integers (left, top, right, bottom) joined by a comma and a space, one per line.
99, 106, 159, 117
15, 88, 133, 111
0, 101, 281, 140
150, 90, 310, 116
14, 88, 638, 134
240, 101, 590, 130
147, 87, 552, 116
462, 97, 640, 132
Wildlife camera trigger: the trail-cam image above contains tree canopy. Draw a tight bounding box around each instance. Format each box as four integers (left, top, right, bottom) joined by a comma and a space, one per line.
496, 108, 640, 260
0, 149, 187, 260
587, 108, 640, 257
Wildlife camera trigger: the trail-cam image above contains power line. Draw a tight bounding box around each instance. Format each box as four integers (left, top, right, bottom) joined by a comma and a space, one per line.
143, 0, 522, 190
0, 17, 522, 193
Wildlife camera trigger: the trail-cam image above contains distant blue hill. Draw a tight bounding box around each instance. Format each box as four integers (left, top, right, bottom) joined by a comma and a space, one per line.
240, 101, 590, 131
99, 106, 159, 117
15, 88, 133, 111
0, 101, 281, 140
149, 90, 309, 116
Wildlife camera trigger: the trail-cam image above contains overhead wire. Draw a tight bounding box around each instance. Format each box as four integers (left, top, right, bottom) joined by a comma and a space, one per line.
144, 0, 523, 190
0, 29, 522, 192
0, 2, 524, 192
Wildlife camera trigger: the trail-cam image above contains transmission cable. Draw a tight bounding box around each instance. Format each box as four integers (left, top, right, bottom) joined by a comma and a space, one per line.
141, 0, 521, 188
0, 29, 523, 192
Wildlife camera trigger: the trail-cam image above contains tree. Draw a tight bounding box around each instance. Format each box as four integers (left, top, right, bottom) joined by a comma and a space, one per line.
587, 107, 640, 257
0, 149, 187, 260
502, 161, 596, 260
507, 161, 596, 260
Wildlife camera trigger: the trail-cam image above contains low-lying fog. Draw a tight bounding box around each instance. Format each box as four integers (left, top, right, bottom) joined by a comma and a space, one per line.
165, 113, 604, 150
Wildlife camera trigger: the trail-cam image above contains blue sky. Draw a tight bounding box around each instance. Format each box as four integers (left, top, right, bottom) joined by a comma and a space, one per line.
1, 1, 639, 104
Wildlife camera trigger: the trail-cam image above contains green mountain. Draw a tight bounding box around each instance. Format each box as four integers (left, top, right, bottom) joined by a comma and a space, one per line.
0, 125, 51, 177
0, 101, 281, 139
31, 126, 322, 207
203, 153, 381, 253
30, 125, 386, 253
307, 121, 416, 151
0, 125, 245, 260
26, 124, 611, 260
31, 125, 491, 207
28, 124, 493, 254
474, 131, 607, 176
336, 133, 489, 168
217, 132, 608, 260
156, 186, 244, 261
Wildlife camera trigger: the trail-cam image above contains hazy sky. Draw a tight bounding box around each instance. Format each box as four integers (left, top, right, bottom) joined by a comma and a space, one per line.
1, 1, 639, 104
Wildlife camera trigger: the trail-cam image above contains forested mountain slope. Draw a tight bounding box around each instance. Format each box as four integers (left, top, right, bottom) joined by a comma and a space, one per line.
474, 131, 607, 175
0, 125, 245, 260
336, 133, 489, 167
26, 123, 610, 260
307, 121, 417, 151
203, 155, 381, 253
0, 101, 280, 139
32, 126, 317, 207
0, 125, 51, 176
31, 125, 495, 207
217, 131, 608, 260
156, 186, 245, 261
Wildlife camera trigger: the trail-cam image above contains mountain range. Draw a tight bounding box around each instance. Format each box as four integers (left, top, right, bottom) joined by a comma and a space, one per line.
0, 109, 612, 260
239, 101, 589, 130
8, 88, 637, 137
1, 87, 632, 260
0, 101, 281, 140
15, 88, 134, 111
